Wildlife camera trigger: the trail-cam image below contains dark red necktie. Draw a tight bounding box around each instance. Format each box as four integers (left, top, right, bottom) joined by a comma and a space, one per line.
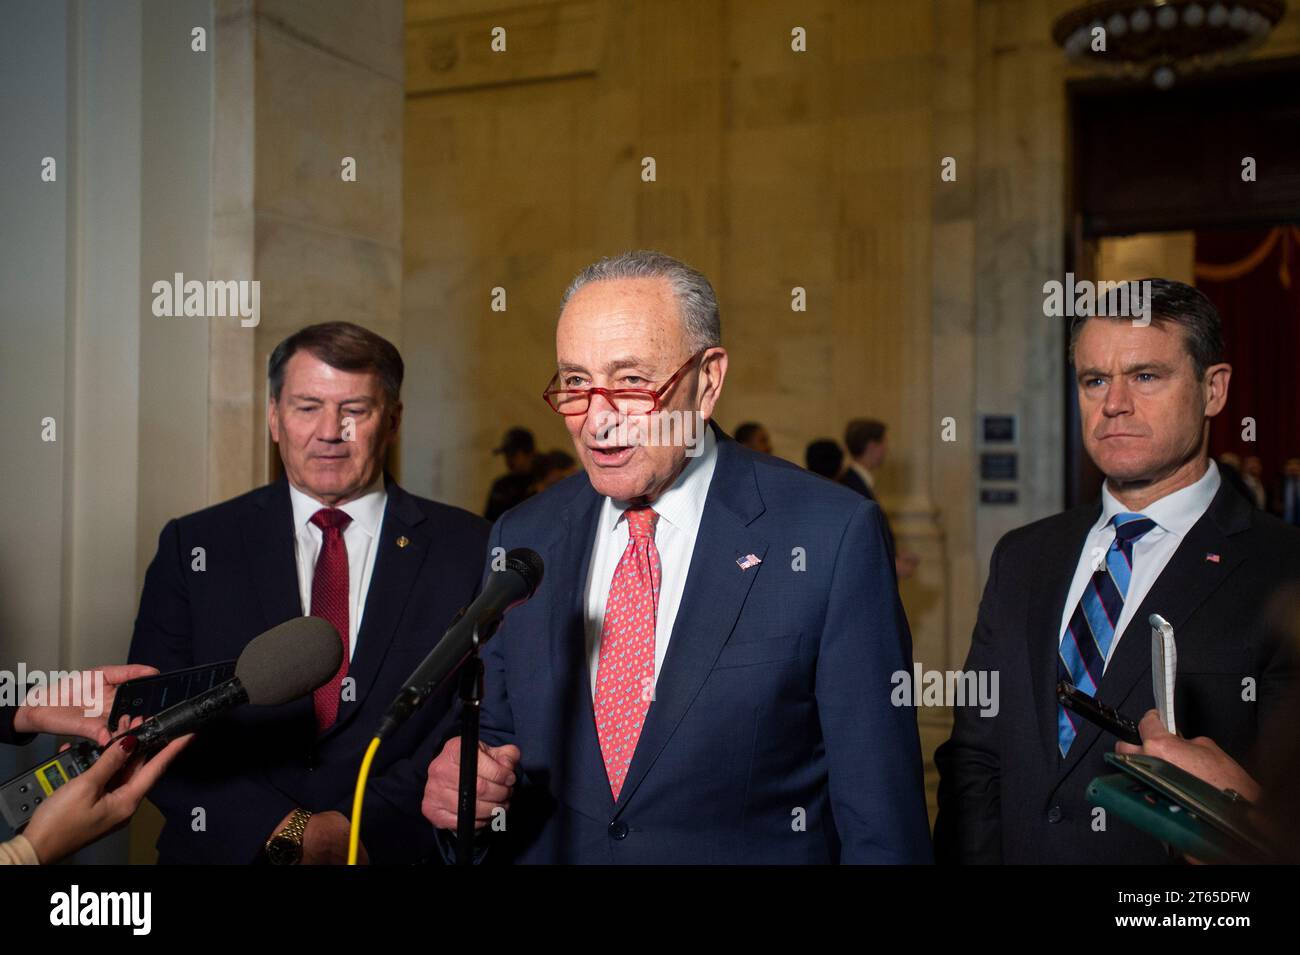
309, 507, 352, 731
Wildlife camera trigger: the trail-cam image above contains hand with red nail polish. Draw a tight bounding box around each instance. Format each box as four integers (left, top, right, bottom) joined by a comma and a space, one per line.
20, 733, 192, 865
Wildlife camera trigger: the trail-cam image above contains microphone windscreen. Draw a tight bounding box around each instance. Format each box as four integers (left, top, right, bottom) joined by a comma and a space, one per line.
505, 548, 544, 596
235, 617, 343, 705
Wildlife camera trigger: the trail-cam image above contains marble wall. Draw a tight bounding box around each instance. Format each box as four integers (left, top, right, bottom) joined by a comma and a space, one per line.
210, 0, 405, 500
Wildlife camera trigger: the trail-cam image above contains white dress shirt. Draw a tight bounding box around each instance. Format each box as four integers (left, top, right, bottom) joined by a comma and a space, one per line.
584, 427, 719, 698
289, 474, 388, 661
1057, 460, 1221, 670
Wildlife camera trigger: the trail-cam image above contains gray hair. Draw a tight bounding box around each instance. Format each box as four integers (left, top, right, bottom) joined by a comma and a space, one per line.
559, 250, 721, 351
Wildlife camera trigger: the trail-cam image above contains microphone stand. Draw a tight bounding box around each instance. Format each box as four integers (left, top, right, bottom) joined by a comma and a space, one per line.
454, 624, 486, 866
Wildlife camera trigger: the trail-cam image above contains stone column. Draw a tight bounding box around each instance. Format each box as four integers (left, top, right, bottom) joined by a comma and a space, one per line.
210, 0, 405, 501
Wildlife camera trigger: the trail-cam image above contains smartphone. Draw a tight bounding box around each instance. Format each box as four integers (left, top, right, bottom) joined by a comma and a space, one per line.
1056, 680, 1142, 745
107, 660, 236, 730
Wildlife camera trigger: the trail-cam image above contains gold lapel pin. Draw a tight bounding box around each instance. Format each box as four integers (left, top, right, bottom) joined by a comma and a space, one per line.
396, 535, 410, 548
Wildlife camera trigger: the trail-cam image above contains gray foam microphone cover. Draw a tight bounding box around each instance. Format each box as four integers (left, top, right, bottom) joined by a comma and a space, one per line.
235, 616, 343, 705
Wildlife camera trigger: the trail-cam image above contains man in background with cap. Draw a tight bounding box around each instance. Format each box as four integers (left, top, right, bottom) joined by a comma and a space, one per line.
484, 427, 537, 521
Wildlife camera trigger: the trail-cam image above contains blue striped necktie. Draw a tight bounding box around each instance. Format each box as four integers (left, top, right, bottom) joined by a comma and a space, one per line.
1057, 512, 1157, 756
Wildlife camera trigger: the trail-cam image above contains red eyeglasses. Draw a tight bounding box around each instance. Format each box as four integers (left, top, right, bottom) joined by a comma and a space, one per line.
542, 350, 708, 416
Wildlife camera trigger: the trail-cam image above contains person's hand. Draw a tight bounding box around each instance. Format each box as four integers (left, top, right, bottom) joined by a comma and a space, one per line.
14, 664, 160, 745
21, 731, 192, 865
1116, 709, 1262, 802
422, 740, 520, 831
298, 810, 364, 865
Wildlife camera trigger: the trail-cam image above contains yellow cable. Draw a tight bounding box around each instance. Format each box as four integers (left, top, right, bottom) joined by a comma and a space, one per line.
348, 736, 382, 866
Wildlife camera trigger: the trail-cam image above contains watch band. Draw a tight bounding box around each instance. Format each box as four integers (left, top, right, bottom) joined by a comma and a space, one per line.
265, 808, 313, 864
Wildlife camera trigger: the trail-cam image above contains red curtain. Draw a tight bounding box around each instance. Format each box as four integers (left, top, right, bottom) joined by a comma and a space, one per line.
1197, 226, 1300, 498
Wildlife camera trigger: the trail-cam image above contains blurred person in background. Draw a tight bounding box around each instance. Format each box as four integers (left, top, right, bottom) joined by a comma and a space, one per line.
841, 418, 916, 577
1276, 457, 1300, 526
735, 421, 773, 455
804, 438, 844, 480
485, 427, 537, 521
531, 448, 579, 494
1242, 455, 1267, 509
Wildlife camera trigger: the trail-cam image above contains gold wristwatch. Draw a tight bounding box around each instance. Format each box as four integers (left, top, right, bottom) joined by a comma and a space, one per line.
265, 808, 313, 865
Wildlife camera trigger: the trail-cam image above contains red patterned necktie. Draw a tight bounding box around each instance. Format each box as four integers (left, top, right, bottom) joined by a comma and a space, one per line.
593, 506, 661, 801
309, 507, 352, 731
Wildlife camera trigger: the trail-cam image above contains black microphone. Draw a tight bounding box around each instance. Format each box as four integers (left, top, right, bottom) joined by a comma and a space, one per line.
377, 548, 543, 739
125, 616, 342, 751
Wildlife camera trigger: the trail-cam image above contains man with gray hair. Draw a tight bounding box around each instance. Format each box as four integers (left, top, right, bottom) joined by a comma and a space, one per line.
422, 250, 931, 863
130, 322, 489, 864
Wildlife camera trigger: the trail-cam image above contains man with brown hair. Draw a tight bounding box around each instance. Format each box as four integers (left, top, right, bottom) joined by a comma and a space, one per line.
129, 322, 489, 864
936, 279, 1300, 864
841, 418, 918, 578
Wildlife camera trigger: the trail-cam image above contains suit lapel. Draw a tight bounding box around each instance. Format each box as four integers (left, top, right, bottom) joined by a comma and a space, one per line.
240, 480, 315, 733
320, 478, 432, 742
242, 479, 302, 630
614, 436, 769, 814
1029, 504, 1100, 763
547, 484, 613, 819
1059, 484, 1251, 778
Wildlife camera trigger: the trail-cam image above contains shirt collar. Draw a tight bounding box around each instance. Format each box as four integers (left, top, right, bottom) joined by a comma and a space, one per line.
289, 473, 388, 538
1099, 459, 1221, 538
607, 426, 719, 535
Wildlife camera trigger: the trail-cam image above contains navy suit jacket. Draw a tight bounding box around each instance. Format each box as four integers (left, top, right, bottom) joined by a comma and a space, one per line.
463, 430, 932, 863
934, 482, 1300, 864
839, 468, 897, 562
128, 476, 489, 864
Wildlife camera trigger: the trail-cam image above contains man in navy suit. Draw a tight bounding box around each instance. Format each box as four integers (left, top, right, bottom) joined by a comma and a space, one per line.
840, 418, 920, 579
935, 280, 1300, 864
129, 322, 489, 864
421, 251, 931, 863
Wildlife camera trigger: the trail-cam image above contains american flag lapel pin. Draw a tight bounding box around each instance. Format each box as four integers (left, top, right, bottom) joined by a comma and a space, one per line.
1205, 552, 1220, 563
736, 553, 762, 571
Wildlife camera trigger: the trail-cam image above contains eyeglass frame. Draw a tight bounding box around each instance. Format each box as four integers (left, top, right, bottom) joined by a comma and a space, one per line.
541, 348, 712, 416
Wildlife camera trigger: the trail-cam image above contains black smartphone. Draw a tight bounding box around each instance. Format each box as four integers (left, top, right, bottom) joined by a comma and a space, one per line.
107, 661, 237, 730
1056, 680, 1143, 745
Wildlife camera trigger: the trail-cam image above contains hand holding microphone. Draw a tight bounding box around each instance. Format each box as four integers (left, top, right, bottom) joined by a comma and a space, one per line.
21, 722, 193, 865
378, 548, 543, 738
358, 549, 540, 856
422, 739, 520, 831
116, 616, 342, 753
3, 618, 346, 864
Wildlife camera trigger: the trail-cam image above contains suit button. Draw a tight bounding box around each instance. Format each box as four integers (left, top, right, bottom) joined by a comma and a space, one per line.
608, 820, 628, 840
1047, 806, 1063, 824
